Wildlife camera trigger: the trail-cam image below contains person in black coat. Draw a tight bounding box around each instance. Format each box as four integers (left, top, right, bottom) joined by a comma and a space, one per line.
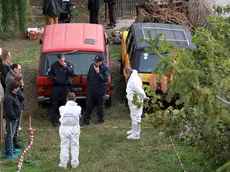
48, 53, 74, 127
104, 0, 117, 29
83, 55, 110, 125
3, 80, 21, 159
0, 55, 8, 91
43, 0, 63, 25
88, 0, 100, 24
12, 74, 24, 149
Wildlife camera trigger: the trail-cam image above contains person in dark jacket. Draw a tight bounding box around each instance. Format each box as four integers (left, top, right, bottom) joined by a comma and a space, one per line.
104, 0, 117, 29
1, 49, 11, 73
88, 0, 100, 24
43, 0, 63, 25
48, 53, 74, 127
3, 80, 21, 159
0, 55, 8, 92
83, 55, 110, 125
5, 64, 20, 85
11, 74, 24, 149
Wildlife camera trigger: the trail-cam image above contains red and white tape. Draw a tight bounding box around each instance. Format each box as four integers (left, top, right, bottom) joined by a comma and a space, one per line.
17, 128, 36, 172
170, 136, 186, 172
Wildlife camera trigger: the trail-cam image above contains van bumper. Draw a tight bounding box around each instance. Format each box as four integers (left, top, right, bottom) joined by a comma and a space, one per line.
37, 94, 110, 103
38, 96, 51, 104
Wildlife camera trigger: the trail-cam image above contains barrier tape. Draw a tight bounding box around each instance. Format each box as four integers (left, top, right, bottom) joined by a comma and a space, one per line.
169, 136, 186, 172
17, 128, 36, 172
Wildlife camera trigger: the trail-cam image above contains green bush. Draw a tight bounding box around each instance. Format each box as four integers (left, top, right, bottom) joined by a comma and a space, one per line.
139, 5, 230, 170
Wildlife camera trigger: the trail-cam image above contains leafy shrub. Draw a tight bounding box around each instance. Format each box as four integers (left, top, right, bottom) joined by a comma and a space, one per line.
139, 5, 230, 170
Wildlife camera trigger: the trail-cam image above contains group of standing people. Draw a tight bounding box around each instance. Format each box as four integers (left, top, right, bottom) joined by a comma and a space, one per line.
48, 54, 109, 168
88, 0, 117, 29
0, 48, 24, 159
37, 0, 147, 168
48, 52, 148, 168
48, 54, 109, 127
43, 0, 117, 29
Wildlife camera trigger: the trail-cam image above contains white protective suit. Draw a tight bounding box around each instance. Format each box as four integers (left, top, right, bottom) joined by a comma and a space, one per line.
126, 70, 146, 139
58, 101, 82, 168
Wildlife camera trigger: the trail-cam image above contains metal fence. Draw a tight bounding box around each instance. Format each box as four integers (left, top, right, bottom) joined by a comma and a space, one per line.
116, 0, 146, 17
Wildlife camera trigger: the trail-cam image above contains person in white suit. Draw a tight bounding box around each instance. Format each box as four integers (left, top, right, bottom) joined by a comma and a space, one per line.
58, 92, 82, 169
123, 67, 149, 140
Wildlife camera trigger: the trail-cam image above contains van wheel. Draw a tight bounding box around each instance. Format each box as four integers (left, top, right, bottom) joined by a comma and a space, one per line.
105, 94, 112, 107
108, 37, 114, 45
109, 40, 114, 45
38, 102, 45, 108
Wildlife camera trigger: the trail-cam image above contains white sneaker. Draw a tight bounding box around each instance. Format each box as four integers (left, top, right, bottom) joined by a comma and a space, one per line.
72, 163, 79, 168
127, 134, 140, 140
19, 127, 22, 131
58, 163, 67, 169
126, 130, 132, 135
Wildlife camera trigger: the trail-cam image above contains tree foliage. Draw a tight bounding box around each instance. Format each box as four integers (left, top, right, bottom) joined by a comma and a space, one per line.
141, 5, 230, 170
0, 0, 30, 34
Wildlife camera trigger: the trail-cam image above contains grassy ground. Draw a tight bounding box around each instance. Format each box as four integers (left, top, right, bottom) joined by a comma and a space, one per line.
0, 43, 207, 172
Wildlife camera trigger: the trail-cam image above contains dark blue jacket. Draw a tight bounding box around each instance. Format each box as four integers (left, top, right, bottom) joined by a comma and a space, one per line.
4, 92, 21, 120
87, 63, 109, 96
17, 88, 24, 110
48, 61, 74, 86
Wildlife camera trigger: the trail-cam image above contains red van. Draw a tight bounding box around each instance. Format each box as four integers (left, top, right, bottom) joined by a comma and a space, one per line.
36, 23, 111, 106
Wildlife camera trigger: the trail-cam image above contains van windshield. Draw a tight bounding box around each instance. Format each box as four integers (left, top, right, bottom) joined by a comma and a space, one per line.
44, 52, 105, 76
138, 52, 167, 73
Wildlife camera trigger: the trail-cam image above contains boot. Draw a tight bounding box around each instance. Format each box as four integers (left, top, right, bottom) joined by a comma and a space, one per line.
14, 135, 23, 142
106, 23, 116, 29
126, 130, 132, 135
127, 124, 141, 140
14, 141, 24, 149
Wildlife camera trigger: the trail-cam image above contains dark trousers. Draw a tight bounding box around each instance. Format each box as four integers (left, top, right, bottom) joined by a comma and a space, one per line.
13, 110, 22, 142
90, 10, 99, 24
108, 2, 116, 25
51, 85, 70, 122
84, 91, 105, 124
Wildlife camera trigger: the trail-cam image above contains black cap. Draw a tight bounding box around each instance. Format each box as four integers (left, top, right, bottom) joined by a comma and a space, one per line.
94, 55, 104, 63
57, 53, 65, 59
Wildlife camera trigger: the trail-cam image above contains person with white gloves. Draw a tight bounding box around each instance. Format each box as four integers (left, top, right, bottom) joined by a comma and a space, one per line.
123, 67, 149, 140
58, 92, 82, 169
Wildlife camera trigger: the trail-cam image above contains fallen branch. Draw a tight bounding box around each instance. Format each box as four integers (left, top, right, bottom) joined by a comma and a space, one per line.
216, 96, 230, 106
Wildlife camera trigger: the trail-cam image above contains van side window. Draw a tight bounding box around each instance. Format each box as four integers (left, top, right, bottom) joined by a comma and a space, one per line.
130, 48, 136, 67
126, 30, 132, 45
126, 30, 133, 51
127, 41, 134, 57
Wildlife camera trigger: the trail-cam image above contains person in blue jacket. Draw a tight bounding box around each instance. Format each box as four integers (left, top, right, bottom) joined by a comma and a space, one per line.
48, 53, 74, 127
